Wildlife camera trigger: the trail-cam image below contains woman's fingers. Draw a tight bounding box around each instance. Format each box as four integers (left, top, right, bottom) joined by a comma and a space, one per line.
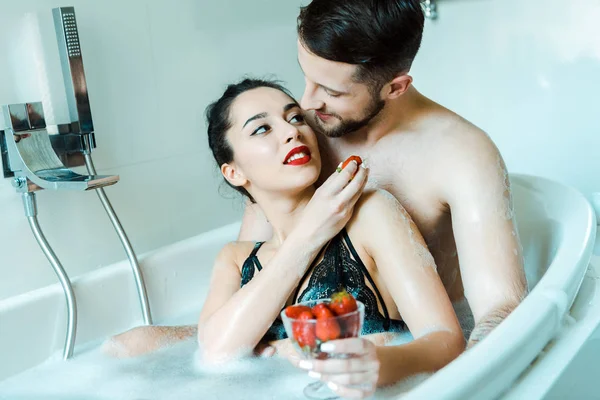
295, 339, 380, 399
321, 160, 361, 195
339, 164, 369, 208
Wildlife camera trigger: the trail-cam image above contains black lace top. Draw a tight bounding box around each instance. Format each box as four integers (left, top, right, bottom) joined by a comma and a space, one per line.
240, 228, 406, 341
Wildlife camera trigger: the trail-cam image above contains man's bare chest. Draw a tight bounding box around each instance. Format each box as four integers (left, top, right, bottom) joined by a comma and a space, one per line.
321, 140, 448, 237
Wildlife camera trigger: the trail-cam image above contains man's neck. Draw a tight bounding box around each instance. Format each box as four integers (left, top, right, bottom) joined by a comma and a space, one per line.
345, 86, 426, 146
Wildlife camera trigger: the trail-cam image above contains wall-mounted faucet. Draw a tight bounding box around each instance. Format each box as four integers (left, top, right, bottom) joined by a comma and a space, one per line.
1, 6, 152, 360
1, 102, 118, 191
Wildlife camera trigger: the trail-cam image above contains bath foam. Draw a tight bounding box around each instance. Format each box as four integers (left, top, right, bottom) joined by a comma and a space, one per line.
0, 300, 479, 400
0, 337, 427, 400
497, 156, 515, 221
0, 308, 448, 400
376, 188, 437, 272
408, 226, 437, 272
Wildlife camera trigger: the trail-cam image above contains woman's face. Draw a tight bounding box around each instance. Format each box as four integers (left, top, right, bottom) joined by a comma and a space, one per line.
223, 87, 321, 199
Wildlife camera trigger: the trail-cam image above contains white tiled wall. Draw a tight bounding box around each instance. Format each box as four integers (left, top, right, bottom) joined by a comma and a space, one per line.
1, 0, 598, 300
0, 0, 305, 301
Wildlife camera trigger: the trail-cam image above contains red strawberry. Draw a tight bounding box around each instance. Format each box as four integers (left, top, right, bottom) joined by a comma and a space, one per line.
329, 289, 358, 316
336, 155, 363, 178
312, 303, 341, 342
292, 310, 317, 350
337, 155, 363, 172
311, 303, 334, 319
341, 155, 362, 170
285, 305, 312, 319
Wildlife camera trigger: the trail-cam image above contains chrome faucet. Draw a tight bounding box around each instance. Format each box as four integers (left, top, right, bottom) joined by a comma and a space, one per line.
422, 0, 438, 20
1, 102, 118, 192
0, 6, 153, 360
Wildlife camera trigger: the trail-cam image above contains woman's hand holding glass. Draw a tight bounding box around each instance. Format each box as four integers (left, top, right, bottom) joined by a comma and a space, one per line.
295, 338, 379, 400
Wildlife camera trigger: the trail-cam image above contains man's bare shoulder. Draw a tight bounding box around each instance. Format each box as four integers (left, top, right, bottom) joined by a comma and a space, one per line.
420, 102, 496, 153
421, 105, 509, 204
418, 103, 503, 174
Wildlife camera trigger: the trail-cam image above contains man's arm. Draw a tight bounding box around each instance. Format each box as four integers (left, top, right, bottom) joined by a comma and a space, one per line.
441, 129, 528, 348
237, 201, 273, 242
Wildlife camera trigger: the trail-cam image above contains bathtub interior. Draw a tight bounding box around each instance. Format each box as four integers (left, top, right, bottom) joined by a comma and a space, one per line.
404, 174, 595, 400
0, 174, 595, 400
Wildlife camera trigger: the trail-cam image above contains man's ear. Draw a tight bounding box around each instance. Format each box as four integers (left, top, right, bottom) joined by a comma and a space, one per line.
384, 74, 413, 99
221, 162, 247, 188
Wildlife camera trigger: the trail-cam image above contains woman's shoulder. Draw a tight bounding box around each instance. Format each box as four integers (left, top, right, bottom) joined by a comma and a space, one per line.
346, 189, 412, 240
351, 189, 410, 224
215, 240, 265, 271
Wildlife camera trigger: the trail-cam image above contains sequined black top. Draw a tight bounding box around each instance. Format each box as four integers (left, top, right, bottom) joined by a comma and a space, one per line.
240, 228, 406, 341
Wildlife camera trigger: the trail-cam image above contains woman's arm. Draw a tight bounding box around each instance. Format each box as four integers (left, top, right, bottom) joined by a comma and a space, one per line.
358, 190, 465, 379
198, 237, 323, 362
199, 161, 369, 362
296, 190, 464, 397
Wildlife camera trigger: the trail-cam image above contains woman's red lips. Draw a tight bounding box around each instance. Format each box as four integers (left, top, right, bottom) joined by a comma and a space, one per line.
284, 145, 311, 166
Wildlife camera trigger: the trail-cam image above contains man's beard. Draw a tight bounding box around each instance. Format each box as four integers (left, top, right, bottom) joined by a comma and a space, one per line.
308, 96, 385, 138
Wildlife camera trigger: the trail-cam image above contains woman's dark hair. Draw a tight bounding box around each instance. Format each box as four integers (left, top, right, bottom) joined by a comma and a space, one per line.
205, 78, 295, 203
298, 0, 424, 92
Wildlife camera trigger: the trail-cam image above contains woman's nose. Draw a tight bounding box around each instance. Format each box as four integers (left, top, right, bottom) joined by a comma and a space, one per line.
284, 124, 301, 143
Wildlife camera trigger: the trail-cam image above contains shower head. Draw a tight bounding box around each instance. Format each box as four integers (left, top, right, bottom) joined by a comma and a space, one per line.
53, 7, 93, 135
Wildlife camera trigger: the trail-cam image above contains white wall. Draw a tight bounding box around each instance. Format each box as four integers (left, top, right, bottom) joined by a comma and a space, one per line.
413, 0, 600, 197
0, 0, 305, 301
0, 0, 598, 301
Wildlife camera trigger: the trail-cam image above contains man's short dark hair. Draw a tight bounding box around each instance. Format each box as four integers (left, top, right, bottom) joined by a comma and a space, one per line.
298, 0, 425, 90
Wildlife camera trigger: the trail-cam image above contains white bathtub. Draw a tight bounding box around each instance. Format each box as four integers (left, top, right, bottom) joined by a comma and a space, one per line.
0, 173, 596, 399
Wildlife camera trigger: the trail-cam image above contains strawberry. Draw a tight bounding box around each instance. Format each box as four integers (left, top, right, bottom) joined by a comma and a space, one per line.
312, 303, 341, 342
311, 303, 334, 319
285, 304, 312, 319
292, 310, 317, 350
329, 289, 358, 316
336, 155, 363, 173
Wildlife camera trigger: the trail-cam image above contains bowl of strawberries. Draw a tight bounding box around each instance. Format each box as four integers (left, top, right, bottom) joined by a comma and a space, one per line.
281, 290, 365, 399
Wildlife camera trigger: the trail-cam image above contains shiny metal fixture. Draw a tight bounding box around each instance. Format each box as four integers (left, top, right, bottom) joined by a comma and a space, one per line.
422, 0, 438, 20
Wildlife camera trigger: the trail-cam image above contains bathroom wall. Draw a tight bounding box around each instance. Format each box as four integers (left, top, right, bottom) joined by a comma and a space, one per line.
0, 0, 598, 300
0, 0, 305, 301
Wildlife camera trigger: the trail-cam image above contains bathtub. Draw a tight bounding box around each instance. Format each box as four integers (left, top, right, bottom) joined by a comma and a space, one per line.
0, 173, 596, 399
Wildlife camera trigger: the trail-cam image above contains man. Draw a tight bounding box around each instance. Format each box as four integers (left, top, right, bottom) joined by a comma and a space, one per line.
239, 0, 527, 348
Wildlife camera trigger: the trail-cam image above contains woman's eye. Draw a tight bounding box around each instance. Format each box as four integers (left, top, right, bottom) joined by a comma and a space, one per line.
289, 114, 305, 124
251, 125, 269, 136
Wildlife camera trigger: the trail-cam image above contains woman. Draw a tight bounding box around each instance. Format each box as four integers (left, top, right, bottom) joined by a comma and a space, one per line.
106, 79, 464, 399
